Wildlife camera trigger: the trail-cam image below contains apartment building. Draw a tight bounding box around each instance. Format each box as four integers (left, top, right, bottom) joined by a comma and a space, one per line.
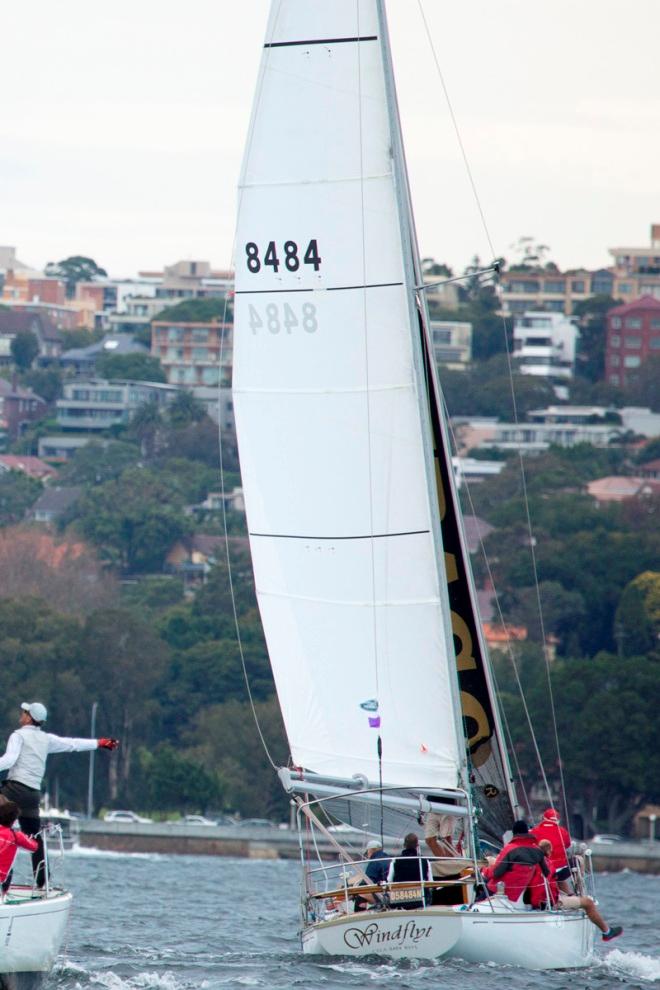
56, 380, 179, 431
151, 320, 232, 387
512, 311, 578, 378
430, 319, 472, 369
605, 295, 660, 387
499, 268, 592, 316
138, 260, 234, 302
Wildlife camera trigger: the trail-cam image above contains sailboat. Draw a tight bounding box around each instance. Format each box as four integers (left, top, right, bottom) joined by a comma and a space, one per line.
1, 845, 72, 989
232, 0, 594, 969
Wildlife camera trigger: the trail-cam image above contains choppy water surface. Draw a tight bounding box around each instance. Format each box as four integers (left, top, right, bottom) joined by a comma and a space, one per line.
50, 849, 659, 989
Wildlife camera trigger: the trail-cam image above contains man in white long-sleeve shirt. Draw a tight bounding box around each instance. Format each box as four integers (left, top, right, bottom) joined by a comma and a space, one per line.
0, 701, 118, 885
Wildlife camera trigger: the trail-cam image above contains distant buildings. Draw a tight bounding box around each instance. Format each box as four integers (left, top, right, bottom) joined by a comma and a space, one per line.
0, 379, 47, 447
605, 295, 660, 388
56, 379, 179, 432
513, 311, 578, 378
0, 311, 62, 365
151, 319, 232, 387
430, 319, 472, 369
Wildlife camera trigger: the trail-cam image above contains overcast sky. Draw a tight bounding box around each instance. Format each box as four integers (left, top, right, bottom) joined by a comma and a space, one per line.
2, 1, 658, 279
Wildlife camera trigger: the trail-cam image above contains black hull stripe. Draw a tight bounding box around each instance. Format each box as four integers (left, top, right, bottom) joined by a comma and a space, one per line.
235, 281, 403, 296
249, 529, 429, 541
264, 36, 378, 49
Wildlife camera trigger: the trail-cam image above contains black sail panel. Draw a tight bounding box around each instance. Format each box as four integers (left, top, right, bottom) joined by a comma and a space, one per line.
421, 334, 516, 846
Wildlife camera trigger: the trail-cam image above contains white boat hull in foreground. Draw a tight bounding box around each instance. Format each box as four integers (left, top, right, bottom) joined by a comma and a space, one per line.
0, 887, 72, 990
302, 903, 594, 969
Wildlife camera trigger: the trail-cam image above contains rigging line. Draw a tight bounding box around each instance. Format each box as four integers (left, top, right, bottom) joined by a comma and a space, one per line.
418, 0, 568, 818
355, 0, 381, 704
215, 0, 288, 774
443, 407, 554, 805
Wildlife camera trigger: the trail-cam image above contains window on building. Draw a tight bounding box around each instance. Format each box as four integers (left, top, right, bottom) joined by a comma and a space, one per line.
546, 300, 566, 312
167, 347, 184, 360
183, 367, 196, 384
624, 336, 642, 348
624, 355, 641, 368
543, 280, 565, 293
609, 374, 620, 385
610, 317, 622, 329
192, 347, 209, 360
432, 329, 451, 344
571, 280, 585, 292
202, 367, 219, 385
168, 327, 184, 342
191, 329, 209, 342
610, 335, 620, 347
618, 283, 632, 293
509, 280, 540, 293
610, 355, 620, 367
625, 318, 642, 329
650, 319, 660, 330
650, 337, 660, 349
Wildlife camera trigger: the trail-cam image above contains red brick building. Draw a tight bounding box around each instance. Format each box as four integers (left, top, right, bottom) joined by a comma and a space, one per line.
605, 295, 660, 387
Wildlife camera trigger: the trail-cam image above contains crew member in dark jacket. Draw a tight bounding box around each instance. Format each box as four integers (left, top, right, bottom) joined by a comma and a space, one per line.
387, 832, 432, 908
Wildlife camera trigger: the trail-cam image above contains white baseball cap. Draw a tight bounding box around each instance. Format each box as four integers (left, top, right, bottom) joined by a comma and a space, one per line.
365, 839, 382, 851
21, 701, 48, 724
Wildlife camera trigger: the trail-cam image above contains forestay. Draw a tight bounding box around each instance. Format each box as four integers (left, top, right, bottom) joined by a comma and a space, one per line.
233, 0, 464, 789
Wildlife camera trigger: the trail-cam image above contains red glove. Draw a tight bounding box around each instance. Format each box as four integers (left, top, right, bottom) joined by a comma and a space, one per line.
98, 738, 119, 750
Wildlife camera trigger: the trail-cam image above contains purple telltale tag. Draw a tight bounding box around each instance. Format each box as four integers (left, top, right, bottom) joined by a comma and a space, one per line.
368, 715, 381, 728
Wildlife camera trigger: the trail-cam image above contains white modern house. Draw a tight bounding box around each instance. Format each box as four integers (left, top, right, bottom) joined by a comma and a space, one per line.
513, 311, 578, 378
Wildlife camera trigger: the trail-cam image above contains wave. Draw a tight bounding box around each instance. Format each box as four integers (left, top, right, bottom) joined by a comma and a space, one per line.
64, 845, 165, 861
604, 949, 660, 982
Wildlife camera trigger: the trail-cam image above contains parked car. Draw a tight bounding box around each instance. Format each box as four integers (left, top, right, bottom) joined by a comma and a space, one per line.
590, 833, 624, 844
180, 815, 217, 827
103, 810, 153, 824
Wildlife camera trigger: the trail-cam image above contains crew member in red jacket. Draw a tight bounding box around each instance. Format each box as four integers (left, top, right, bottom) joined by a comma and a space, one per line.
0, 800, 38, 893
482, 821, 548, 903
530, 807, 571, 889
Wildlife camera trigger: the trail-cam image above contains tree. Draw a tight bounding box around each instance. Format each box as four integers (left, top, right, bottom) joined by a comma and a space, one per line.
421, 258, 454, 277
167, 390, 206, 427
129, 400, 163, 459
615, 572, 660, 658
44, 256, 108, 299
95, 352, 167, 384
188, 697, 289, 818
508, 237, 552, 270
10, 331, 39, 371
23, 367, 63, 404
0, 471, 43, 525
138, 744, 224, 812
0, 527, 117, 614
153, 298, 232, 323
79, 607, 169, 800
60, 440, 140, 485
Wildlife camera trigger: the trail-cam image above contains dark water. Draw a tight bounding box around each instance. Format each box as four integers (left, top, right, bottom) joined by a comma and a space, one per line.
49, 848, 659, 989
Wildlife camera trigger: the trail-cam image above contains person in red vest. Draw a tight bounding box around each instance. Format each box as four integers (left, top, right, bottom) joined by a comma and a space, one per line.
0, 799, 38, 893
530, 807, 572, 890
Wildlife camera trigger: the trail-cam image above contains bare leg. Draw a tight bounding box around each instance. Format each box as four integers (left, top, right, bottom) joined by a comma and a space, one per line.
581, 897, 608, 933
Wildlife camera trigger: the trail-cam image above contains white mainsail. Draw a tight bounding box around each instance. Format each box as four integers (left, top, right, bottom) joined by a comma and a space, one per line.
233, 0, 463, 789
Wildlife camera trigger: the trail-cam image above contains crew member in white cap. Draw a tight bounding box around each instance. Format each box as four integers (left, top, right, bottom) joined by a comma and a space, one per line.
0, 702, 118, 886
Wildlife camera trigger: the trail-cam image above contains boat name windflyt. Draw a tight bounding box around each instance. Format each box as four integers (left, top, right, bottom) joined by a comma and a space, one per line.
343, 920, 433, 950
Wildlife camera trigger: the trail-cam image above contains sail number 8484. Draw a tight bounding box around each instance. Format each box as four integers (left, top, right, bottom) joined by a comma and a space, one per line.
245, 239, 321, 274
249, 302, 318, 335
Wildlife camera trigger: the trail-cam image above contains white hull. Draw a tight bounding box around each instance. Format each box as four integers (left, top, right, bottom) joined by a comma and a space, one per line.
0, 887, 72, 990
302, 904, 595, 969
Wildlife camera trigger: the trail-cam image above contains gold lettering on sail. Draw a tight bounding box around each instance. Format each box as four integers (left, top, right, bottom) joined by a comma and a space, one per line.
460, 691, 492, 767
445, 552, 458, 584
452, 611, 477, 671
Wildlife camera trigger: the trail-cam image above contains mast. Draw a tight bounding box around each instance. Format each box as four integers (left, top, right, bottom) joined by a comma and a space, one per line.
375, 1, 517, 835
